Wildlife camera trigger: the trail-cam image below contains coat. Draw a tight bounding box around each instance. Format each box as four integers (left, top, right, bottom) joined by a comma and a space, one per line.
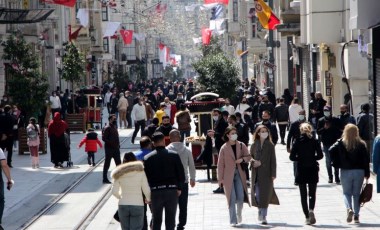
373, 135, 380, 193
290, 135, 323, 184
176, 110, 192, 132
250, 139, 279, 208
78, 132, 103, 153
217, 141, 251, 207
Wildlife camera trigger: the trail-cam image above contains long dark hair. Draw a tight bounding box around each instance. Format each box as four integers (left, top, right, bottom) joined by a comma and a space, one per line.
223, 126, 237, 142
123, 152, 137, 163
29, 117, 39, 134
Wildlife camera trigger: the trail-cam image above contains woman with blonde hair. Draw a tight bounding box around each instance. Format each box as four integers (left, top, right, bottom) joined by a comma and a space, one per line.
217, 126, 251, 226
290, 123, 323, 225
329, 124, 370, 224
250, 125, 279, 225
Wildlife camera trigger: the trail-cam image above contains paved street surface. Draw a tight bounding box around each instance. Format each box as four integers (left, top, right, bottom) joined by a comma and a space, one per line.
2, 114, 380, 229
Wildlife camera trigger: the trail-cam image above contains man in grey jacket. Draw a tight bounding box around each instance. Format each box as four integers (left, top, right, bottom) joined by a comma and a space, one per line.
166, 129, 196, 230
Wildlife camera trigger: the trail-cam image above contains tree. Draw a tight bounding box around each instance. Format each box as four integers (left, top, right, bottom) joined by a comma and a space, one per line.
192, 38, 240, 99
2, 33, 49, 119
60, 42, 85, 88
113, 68, 129, 90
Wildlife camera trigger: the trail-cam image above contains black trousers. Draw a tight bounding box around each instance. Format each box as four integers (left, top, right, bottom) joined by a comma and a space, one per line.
103, 148, 121, 180
126, 110, 132, 128
0, 137, 14, 165
299, 183, 317, 218
87, 152, 95, 164
132, 120, 146, 142
177, 183, 189, 230
151, 189, 178, 230
278, 124, 287, 142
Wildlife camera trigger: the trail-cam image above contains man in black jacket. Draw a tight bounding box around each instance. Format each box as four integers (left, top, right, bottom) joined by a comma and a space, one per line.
144, 132, 185, 230
287, 109, 307, 185
125, 91, 134, 128
258, 95, 274, 121
317, 106, 343, 184
357, 103, 374, 156
274, 98, 289, 145
102, 114, 121, 183
254, 110, 278, 145
0, 105, 16, 167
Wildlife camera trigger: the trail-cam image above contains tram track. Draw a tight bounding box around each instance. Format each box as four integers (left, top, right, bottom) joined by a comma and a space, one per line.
20, 136, 130, 230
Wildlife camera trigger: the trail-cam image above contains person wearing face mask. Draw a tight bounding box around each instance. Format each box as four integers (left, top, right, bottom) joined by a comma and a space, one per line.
287, 110, 307, 185
217, 127, 251, 227
102, 114, 122, 184
155, 116, 173, 146
49, 91, 61, 117
167, 89, 176, 101
175, 93, 185, 109
222, 98, 235, 116
235, 97, 251, 122
274, 98, 289, 145
131, 98, 147, 145
250, 125, 279, 225
309, 92, 326, 129
317, 106, 343, 184
254, 111, 278, 145
258, 96, 274, 121
338, 104, 356, 127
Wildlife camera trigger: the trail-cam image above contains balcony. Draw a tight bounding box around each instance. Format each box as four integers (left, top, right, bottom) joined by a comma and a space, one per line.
278, 0, 300, 36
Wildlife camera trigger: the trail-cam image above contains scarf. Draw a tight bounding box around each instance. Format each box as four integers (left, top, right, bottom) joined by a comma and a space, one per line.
48, 112, 68, 137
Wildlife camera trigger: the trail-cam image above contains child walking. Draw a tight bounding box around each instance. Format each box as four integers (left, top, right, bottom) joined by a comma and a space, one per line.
27, 117, 40, 169
78, 128, 103, 166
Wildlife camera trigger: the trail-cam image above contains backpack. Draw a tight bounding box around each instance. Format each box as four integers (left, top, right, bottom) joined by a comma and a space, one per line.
27, 128, 38, 141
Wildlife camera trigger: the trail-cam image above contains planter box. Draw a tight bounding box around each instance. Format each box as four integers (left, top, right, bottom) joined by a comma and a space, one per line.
66, 113, 86, 133
18, 128, 47, 155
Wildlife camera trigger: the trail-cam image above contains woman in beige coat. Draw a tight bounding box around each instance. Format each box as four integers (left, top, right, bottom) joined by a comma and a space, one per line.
112, 152, 151, 230
217, 126, 251, 226
250, 125, 279, 225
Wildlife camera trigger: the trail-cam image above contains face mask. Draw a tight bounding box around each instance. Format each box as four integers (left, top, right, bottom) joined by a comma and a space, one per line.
13, 112, 17, 115
340, 111, 346, 116
230, 134, 238, 141
213, 115, 219, 121
299, 115, 305, 121
262, 119, 269, 123
178, 96, 183, 99
324, 111, 331, 117
242, 101, 247, 104
259, 132, 269, 139
226, 103, 230, 106
111, 120, 117, 125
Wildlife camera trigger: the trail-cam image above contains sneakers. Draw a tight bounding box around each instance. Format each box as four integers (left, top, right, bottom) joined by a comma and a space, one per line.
347, 209, 354, 223
237, 214, 242, 224
354, 216, 360, 224
261, 217, 267, 225
213, 187, 224, 194
328, 179, 333, 183
305, 217, 311, 225
336, 180, 341, 185
103, 179, 111, 184
309, 210, 316, 225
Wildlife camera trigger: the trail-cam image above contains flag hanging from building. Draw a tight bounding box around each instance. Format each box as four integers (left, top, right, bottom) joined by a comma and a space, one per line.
69, 25, 82, 41
159, 43, 170, 67
77, 9, 89, 27
43, 0, 76, 7
103, 22, 121, 37
204, 0, 228, 5
210, 4, 224, 20
255, 0, 280, 30
120, 30, 133, 44
202, 28, 212, 45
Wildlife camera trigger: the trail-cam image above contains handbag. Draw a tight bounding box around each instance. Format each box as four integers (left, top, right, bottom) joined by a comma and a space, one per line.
359, 182, 373, 207
239, 143, 249, 171
113, 210, 120, 222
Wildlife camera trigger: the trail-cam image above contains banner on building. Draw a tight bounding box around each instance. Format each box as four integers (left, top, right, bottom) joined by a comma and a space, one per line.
43, 0, 76, 7
204, 0, 229, 5
120, 30, 133, 44
255, 0, 280, 30
202, 28, 212, 45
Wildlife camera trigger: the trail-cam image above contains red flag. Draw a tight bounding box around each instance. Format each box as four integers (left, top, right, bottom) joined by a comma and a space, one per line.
120, 30, 133, 44
69, 26, 82, 41
204, 0, 229, 5
43, 0, 76, 7
202, 28, 212, 45
255, 0, 280, 30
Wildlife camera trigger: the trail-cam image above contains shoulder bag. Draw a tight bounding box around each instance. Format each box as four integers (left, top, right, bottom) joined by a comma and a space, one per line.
359, 182, 373, 207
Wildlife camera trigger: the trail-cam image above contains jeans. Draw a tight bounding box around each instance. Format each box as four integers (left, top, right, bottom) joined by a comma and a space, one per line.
255, 184, 268, 217
177, 183, 189, 230
103, 148, 121, 181
151, 189, 178, 230
180, 130, 190, 147
322, 145, 340, 182
340, 169, 365, 216
229, 169, 244, 224
118, 205, 144, 230
132, 120, 146, 143
299, 183, 317, 218
278, 124, 287, 142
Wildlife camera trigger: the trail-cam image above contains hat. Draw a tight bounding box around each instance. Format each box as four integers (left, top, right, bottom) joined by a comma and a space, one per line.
323, 106, 331, 111
151, 132, 165, 142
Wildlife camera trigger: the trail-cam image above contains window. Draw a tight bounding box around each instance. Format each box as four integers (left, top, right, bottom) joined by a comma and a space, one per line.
232, 0, 238, 22
102, 5, 108, 21
75, 0, 81, 13
252, 24, 256, 38
103, 37, 109, 53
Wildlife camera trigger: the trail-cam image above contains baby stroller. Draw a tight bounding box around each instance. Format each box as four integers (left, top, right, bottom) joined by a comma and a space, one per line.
64, 132, 73, 167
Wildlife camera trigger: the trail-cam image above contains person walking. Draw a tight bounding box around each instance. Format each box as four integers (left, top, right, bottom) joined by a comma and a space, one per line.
250, 125, 279, 225
222, 98, 235, 116
282, 88, 293, 106
48, 112, 69, 168
131, 98, 147, 144
288, 97, 303, 124
166, 130, 196, 230
274, 98, 289, 145
217, 127, 251, 226
373, 135, 380, 193
0, 148, 13, 230
0, 105, 16, 168
117, 93, 129, 129
357, 103, 374, 156
254, 111, 278, 145
317, 106, 343, 184
125, 91, 134, 128
111, 152, 151, 230
338, 104, 356, 127
329, 124, 370, 224
78, 128, 103, 166
102, 114, 122, 183
49, 91, 61, 116
290, 123, 323, 225
144, 132, 185, 230
26, 117, 40, 169
175, 104, 192, 143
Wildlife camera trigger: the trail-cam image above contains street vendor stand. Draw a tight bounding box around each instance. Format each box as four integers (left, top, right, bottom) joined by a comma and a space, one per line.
185, 92, 225, 181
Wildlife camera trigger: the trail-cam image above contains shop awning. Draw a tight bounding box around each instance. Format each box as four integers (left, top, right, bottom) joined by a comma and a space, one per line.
0, 8, 54, 24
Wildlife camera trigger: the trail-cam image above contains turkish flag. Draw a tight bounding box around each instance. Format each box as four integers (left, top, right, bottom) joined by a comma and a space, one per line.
120, 30, 133, 44
204, 0, 229, 5
202, 28, 212, 45
43, 0, 76, 7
